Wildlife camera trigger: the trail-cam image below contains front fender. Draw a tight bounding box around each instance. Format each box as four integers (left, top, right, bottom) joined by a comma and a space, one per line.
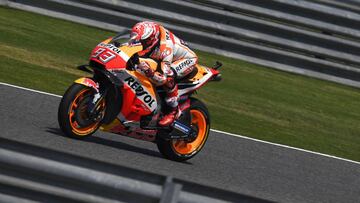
74, 77, 99, 92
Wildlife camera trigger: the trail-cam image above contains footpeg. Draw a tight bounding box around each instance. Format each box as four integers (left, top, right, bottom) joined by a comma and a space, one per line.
172, 120, 192, 135
168, 120, 197, 140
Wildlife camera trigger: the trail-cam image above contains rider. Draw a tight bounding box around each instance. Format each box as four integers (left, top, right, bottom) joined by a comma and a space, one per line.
129, 21, 198, 127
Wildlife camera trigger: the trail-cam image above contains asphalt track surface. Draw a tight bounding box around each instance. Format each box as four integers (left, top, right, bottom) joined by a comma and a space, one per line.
1, 84, 359, 203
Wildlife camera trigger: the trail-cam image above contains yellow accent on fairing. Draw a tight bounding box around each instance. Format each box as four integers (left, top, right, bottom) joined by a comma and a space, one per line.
127, 70, 157, 98
190, 65, 209, 81
100, 118, 122, 132
74, 77, 87, 84
102, 38, 112, 44
120, 44, 143, 57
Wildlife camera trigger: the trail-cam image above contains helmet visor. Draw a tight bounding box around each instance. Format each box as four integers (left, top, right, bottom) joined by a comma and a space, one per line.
128, 32, 140, 45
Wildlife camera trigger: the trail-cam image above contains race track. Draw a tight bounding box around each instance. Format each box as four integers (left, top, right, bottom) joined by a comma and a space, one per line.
1, 83, 359, 202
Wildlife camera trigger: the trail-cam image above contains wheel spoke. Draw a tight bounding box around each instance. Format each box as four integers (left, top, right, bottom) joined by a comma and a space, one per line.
171, 108, 209, 156
186, 143, 193, 150
80, 104, 88, 111
181, 142, 188, 148
69, 110, 75, 118
174, 141, 181, 147
192, 117, 199, 124
78, 94, 84, 101
65, 88, 101, 137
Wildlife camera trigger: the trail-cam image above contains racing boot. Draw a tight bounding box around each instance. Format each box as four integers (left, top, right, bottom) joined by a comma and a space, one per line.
159, 81, 180, 127
159, 107, 180, 127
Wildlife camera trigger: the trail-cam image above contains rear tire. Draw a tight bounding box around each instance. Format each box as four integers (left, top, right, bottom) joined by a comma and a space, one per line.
156, 98, 210, 162
58, 83, 105, 139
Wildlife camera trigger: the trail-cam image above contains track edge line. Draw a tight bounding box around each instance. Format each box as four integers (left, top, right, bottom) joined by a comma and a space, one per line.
1, 82, 359, 165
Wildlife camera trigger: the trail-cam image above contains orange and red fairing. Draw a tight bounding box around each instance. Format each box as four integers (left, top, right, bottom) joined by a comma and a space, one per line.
89, 38, 142, 71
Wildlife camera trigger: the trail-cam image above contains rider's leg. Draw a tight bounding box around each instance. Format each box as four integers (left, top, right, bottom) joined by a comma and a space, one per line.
158, 74, 180, 126
158, 56, 198, 127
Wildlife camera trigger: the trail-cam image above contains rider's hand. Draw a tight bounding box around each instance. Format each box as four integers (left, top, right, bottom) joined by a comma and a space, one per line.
137, 61, 154, 77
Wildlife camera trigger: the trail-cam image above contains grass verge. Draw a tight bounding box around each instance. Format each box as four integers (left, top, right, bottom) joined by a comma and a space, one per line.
1, 6, 359, 161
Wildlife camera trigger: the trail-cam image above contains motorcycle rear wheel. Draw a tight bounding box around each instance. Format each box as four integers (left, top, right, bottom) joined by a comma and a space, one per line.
58, 83, 105, 139
157, 98, 210, 162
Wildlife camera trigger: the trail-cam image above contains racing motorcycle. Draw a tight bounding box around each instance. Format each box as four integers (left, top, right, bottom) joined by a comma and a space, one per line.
58, 33, 222, 161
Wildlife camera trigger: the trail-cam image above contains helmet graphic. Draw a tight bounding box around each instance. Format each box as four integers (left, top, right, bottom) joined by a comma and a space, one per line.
130, 21, 160, 51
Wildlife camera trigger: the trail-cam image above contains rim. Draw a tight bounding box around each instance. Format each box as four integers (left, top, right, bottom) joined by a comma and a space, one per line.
69, 89, 104, 136
172, 109, 208, 155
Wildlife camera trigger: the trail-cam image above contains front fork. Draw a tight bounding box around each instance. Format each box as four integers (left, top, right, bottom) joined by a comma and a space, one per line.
74, 77, 107, 120
88, 88, 107, 119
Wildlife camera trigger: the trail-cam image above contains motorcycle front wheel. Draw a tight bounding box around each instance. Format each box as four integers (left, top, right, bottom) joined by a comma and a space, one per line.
58, 83, 105, 139
157, 98, 210, 162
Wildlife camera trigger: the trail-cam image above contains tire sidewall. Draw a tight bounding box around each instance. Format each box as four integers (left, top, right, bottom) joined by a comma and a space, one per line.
156, 98, 210, 162
58, 83, 101, 139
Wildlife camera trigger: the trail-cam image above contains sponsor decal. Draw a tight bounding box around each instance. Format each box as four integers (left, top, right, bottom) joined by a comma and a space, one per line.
124, 76, 156, 109
84, 80, 98, 90
175, 59, 193, 72
165, 31, 171, 41
75, 78, 99, 91
165, 30, 175, 44
97, 43, 123, 55
93, 43, 130, 63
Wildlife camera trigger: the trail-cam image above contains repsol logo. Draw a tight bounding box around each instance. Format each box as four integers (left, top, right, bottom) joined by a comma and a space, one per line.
124, 76, 155, 108
98, 43, 122, 55
175, 59, 192, 72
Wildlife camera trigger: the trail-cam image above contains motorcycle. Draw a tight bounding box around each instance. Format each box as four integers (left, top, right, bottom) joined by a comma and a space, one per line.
58, 33, 222, 161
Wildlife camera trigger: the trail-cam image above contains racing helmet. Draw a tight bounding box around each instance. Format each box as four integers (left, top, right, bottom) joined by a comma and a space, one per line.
130, 21, 160, 52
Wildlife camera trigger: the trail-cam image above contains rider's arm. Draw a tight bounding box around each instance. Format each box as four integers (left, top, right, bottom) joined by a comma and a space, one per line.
158, 26, 175, 78
136, 26, 175, 86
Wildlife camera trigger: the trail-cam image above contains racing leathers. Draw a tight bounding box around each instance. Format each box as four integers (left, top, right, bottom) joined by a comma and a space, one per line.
134, 22, 198, 126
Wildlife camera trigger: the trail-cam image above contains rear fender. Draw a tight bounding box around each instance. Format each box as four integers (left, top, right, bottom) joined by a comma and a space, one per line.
178, 66, 215, 96
209, 68, 222, 81
74, 78, 99, 92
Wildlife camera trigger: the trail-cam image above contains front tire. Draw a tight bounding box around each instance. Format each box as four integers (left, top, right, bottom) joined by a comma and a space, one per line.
58, 83, 105, 139
157, 98, 210, 162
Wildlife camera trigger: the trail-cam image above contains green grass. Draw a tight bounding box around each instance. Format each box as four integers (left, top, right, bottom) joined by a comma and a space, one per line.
1, 6, 360, 161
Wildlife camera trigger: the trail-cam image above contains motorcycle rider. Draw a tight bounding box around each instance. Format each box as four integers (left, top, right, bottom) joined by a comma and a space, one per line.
129, 21, 198, 127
